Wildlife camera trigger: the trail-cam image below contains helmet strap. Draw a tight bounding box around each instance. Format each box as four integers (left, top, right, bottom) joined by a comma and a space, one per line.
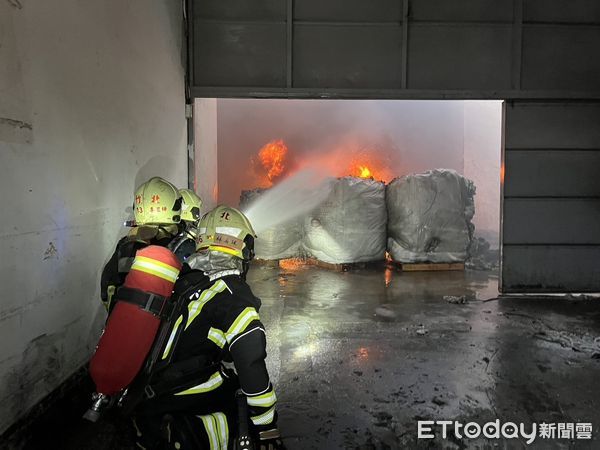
241, 235, 255, 280
157, 225, 179, 239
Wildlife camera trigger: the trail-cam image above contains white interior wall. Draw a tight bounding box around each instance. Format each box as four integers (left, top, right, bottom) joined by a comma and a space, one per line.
463, 101, 503, 246
0, 0, 187, 433
194, 98, 218, 211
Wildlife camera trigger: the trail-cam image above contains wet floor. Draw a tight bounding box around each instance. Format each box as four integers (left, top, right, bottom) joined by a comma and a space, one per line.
15, 264, 600, 449
251, 263, 600, 449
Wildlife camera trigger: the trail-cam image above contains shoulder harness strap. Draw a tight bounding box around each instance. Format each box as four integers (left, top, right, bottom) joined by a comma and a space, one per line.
115, 286, 174, 319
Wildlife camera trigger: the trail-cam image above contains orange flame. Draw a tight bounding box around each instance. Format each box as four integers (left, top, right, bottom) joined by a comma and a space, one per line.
359, 166, 372, 178
385, 267, 393, 287
350, 162, 375, 179
279, 258, 306, 271
258, 140, 288, 184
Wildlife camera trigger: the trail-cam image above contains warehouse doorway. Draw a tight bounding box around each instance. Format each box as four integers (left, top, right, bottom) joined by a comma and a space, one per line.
194, 98, 503, 279
192, 98, 505, 448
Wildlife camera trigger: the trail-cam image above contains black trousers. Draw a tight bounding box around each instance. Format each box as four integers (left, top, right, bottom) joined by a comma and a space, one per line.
132, 376, 239, 450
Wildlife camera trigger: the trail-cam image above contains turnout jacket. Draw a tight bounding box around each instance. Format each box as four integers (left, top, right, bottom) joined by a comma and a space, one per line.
159, 271, 278, 429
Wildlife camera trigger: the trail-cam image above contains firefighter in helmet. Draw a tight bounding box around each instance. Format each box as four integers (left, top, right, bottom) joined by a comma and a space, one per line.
133, 205, 285, 450
168, 188, 203, 262
100, 176, 183, 312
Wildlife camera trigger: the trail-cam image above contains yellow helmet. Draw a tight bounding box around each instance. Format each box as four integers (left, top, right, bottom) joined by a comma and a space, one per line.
179, 189, 203, 223
133, 177, 182, 225
197, 205, 256, 259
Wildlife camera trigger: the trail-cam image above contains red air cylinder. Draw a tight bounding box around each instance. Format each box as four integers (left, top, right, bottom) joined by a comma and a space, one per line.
89, 245, 182, 396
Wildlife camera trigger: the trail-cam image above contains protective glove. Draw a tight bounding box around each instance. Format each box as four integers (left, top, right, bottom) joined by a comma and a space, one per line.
258, 429, 286, 450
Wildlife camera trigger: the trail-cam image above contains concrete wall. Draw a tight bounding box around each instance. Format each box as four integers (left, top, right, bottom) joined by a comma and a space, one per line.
0, 0, 187, 433
194, 98, 219, 211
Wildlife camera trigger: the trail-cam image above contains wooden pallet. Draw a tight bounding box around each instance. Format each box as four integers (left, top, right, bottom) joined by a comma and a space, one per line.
305, 258, 382, 272
257, 258, 463, 272
305, 258, 349, 272
393, 262, 465, 272
257, 257, 378, 272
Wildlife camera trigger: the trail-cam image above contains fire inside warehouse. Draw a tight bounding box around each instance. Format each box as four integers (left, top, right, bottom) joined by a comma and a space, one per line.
212, 99, 501, 273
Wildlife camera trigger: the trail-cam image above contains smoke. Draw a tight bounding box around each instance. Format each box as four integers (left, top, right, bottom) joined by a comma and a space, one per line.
217, 99, 467, 206
242, 167, 334, 235
215, 99, 502, 236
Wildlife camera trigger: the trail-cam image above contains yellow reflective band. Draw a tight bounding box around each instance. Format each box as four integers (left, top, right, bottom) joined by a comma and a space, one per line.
226, 307, 260, 343
213, 412, 229, 450
208, 327, 226, 349
174, 371, 223, 396
162, 281, 229, 360
247, 389, 277, 408
200, 415, 219, 450
209, 244, 242, 258
250, 406, 276, 426
131, 257, 179, 283
161, 315, 183, 360
135, 255, 179, 273
186, 280, 228, 329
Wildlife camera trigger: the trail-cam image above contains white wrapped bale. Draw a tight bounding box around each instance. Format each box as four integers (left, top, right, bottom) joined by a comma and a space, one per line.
240, 189, 302, 260
303, 177, 387, 264
386, 169, 475, 263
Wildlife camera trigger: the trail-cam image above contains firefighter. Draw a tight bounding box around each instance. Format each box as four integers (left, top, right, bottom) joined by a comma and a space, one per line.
100, 176, 183, 312
133, 205, 285, 450
168, 188, 203, 262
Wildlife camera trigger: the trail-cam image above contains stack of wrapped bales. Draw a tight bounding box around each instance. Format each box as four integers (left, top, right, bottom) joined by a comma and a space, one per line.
303, 177, 387, 264
386, 169, 475, 263
239, 189, 303, 260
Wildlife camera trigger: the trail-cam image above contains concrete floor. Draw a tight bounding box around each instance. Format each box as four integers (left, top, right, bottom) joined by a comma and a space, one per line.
254, 263, 600, 450
17, 264, 600, 449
